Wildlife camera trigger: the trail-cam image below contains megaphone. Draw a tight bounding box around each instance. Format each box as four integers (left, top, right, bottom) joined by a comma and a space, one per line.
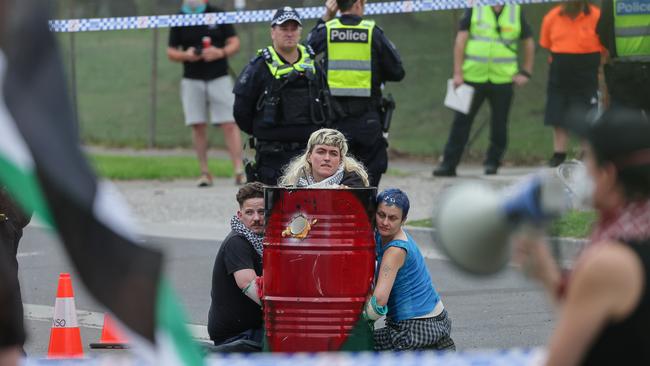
435, 171, 569, 275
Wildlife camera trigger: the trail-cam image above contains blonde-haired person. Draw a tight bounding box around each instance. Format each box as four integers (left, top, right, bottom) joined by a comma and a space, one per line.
278, 129, 369, 187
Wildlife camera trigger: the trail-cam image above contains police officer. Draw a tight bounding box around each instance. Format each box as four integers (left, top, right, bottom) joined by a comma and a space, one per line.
234, 7, 330, 185
597, 0, 650, 112
308, 0, 405, 187
433, 4, 535, 177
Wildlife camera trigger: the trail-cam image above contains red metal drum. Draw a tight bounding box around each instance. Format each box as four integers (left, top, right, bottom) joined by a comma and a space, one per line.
263, 187, 377, 352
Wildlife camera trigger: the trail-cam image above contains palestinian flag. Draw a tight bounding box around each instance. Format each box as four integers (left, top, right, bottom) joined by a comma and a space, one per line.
0, 2, 202, 364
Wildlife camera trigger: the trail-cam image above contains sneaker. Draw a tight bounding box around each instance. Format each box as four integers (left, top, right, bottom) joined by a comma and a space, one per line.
432, 164, 456, 177
197, 172, 213, 187
484, 164, 499, 175
548, 152, 567, 168
235, 172, 246, 186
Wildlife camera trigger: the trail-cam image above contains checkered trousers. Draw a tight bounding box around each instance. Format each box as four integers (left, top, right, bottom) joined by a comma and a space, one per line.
374, 309, 456, 351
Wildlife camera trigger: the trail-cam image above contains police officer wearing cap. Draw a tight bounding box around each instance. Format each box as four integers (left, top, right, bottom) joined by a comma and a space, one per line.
233, 7, 331, 185
307, 0, 405, 187
597, 0, 650, 112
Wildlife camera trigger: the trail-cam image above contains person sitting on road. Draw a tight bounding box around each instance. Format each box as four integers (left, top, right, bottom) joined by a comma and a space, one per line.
278, 128, 369, 188
367, 188, 456, 351
207, 182, 265, 350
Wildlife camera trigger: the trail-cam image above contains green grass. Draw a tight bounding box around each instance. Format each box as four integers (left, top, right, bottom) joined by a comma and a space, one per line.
57, 4, 573, 163
406, 210, 597, 238
90, 154, 233, 180
385, 167, 410, 177
548, 210, 597, 239
406, 218, 433, 228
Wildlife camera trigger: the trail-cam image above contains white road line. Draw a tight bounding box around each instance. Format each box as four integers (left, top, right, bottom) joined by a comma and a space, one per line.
23, 303, 210, 341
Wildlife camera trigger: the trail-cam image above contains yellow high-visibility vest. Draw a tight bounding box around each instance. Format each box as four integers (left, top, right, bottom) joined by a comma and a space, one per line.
463, 5, 521, 84
259, 44, 315, 78
326, 18, 375, 97
613, 0, 650, 62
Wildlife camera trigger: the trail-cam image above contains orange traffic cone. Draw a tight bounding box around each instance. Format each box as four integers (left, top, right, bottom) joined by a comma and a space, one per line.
48, 273, 84, 358
89, 313, 129, 349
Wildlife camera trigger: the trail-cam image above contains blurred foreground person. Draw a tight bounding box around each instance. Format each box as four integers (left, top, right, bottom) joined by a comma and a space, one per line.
515, 108, 650, 365
540, 0, 603, 167
368, 189, 455, 351
0, 188, 31, 358
207, 182, 265, 351
279, 128, 369, 187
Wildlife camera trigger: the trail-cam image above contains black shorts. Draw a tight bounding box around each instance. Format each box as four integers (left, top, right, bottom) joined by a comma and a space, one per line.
544, 89, 598, 127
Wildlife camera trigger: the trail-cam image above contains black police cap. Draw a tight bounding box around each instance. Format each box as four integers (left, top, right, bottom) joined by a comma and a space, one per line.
271, 7, 302, 26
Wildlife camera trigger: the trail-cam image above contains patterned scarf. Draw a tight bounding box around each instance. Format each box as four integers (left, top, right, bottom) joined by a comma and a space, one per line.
590, 198, 650, 244
296, 165, 345, 188
230, 215, 264, 256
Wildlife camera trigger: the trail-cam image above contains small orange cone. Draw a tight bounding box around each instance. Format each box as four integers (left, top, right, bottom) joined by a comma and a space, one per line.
89, 313, 129, 349
48, 273, 84, 359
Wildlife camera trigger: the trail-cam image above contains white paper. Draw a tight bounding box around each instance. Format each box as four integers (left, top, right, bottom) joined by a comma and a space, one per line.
444, 79, 474, 114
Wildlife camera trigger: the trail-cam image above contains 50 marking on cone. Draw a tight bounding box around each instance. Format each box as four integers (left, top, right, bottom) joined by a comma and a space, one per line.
48, 273, 84, 359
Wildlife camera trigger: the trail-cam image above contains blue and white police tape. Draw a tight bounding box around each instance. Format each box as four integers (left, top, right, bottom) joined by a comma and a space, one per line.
49, 0, 561, 33
23, 348, 547, 365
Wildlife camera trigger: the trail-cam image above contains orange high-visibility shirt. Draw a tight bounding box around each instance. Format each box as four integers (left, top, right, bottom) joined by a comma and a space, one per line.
540, 4, 603, 54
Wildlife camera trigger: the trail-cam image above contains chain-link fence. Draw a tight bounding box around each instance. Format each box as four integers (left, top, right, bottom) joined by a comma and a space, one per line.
53, 0, 585, 163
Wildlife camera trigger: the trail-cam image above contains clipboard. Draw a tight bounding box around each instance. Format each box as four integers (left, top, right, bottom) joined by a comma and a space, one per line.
444, 79, 474, 115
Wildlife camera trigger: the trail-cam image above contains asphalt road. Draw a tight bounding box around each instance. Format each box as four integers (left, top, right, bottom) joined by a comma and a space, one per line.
18, 224, 555, 358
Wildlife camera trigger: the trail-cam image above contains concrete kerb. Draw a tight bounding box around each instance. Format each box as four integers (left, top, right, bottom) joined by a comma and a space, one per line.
405, 225, 588, 266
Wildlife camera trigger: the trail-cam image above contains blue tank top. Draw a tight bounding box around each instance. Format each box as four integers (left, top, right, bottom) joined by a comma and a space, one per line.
375, 230, 440, 321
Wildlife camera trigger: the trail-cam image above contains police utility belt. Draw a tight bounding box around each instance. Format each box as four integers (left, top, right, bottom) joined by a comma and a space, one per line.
254, 140, 304, 153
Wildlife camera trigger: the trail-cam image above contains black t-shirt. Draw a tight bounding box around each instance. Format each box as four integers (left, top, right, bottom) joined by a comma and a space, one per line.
168, 5, 236, 80
207, 232, 263, 343
458, 7, 534, 39
581, 239, 650, 365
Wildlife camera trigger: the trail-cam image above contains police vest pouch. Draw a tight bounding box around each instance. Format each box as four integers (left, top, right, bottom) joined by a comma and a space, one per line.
279, 87, 315, 126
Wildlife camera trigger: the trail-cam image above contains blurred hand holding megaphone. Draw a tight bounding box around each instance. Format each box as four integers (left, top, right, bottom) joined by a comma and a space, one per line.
435, 169, 573, 275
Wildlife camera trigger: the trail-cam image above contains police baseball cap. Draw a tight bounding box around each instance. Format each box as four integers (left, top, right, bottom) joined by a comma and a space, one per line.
567, 106, 650, 171
271, 7, 302, 26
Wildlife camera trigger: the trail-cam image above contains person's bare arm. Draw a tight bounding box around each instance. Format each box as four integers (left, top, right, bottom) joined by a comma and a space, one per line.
452, 30, 469, 87
513, 37, 535, 86
233, 268, 257, 289
202, 36, 240, 62
322, 0, 338, 22
167, 46, 201, 63
223, 35, 240, 57
544, 243, 644, 366
513, 233, 562, 305
234, 268, 262, 305
372, 247, 406, 306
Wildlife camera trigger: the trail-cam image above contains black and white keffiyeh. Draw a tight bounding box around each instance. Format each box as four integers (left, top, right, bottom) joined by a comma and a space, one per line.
296, 165, 345, 188
230, 215, 264, 256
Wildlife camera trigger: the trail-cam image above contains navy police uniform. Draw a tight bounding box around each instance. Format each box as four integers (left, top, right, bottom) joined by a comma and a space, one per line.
233, 45, 330, 185
307, 14, 405, 187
